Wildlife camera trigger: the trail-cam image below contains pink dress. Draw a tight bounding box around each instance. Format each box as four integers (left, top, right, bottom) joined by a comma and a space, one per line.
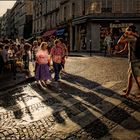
35, 49, 51, 81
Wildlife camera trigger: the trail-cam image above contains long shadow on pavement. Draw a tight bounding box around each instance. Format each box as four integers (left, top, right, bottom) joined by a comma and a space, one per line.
0, 87, 24, 120
59, 72, 140, 138
29, 76, 140, 139
62, 72, 140, 113
30, 82, 109, 139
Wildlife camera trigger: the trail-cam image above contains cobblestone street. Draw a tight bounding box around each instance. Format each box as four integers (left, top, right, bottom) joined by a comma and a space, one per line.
0, 55, 140, 140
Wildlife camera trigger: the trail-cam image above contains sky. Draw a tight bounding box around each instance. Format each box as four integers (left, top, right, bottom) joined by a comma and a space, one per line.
0, 1, 16, 17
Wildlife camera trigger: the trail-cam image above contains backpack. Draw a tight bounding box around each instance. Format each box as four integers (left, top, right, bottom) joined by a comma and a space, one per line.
134, 37, 140, 59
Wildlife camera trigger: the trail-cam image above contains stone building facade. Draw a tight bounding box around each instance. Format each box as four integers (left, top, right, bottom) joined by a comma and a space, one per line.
32, 0, 140, 52
1, 9, 11, 38
10, 2, 20, 39
1, 0, 140, 51
71, 0, 140, 52
32, 0, 46, 36
18, 0, 33, 39
0, 0, 33, 40
32, 0, 61, 37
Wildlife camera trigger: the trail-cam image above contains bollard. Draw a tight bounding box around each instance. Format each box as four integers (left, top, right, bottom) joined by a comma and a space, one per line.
89, 40, 92, 56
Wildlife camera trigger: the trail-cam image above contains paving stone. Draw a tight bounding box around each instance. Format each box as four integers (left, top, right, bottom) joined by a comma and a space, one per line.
0, 56, 140, 140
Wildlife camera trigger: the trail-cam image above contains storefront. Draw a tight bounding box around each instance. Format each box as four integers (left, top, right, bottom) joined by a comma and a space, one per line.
100, 22, 134, 50
42, 29, 56, 38
55, 28, 65, 37
72, 14, 140, 52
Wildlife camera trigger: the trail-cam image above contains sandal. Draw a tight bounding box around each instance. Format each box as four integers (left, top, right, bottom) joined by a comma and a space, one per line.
122, 89, 127, 93
120, 93, 129, 98
136, 93, 140, 98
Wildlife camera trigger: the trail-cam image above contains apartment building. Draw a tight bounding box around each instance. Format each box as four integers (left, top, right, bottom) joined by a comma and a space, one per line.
10, 2, 20, 39
0, 0, 33, 40
18, 0, 33, 39
1, 9, 11, 38
32, 0, 46, 36
33, 0, 61, 37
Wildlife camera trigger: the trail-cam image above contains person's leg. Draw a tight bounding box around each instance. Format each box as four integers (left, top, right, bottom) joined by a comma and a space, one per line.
122, 72, 133, 96
130, 61, 140, 97
53, 62, 59, 81
58, 63, 62, 79
107, 45, 111, 56
135, 76, 140, 97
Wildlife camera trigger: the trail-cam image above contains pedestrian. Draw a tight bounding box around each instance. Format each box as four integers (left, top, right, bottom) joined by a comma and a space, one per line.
1, 45, 9, 65
104, 31, 113, 56
32, 40, 39, 70
22, 43, 31, 72
37, 37, 43, 46
35, 42, 51, 84
115, 25, 140, 97
50, 39, 65, 82
0, 43, 4, 75
48, 35, 55, 54
59, 38, 68, 71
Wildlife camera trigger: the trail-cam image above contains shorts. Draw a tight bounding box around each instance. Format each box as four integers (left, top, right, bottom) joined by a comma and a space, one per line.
131, 60, 140, 77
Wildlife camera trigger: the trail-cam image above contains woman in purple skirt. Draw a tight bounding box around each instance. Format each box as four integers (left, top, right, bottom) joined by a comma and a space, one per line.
35, 42, 51, 84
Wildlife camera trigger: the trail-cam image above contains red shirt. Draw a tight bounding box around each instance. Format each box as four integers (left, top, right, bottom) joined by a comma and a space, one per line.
50, 45, 64, 63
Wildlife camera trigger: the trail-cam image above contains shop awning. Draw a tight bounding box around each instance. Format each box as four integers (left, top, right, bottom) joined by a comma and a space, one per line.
56, 28, 65, 36
43, 29, 56, 37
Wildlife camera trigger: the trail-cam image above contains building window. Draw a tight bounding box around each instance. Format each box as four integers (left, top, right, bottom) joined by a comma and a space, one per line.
40, 18, 42, 30
102, 0, 112, 12
72, 3, 75, 18
90, 0, 101, 13
134, 0, 140, 13
102, 0, 112, 8
64, 6, 66, 21
112, 0, 122, 13
56, 12, 58, 26
122, 0, 133, 13
50, 14, 52, 28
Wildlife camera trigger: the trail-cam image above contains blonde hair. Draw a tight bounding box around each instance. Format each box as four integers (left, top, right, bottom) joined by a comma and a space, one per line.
54, 39, 60, 45
33, 40, 38, 46
40, 42, 48, 50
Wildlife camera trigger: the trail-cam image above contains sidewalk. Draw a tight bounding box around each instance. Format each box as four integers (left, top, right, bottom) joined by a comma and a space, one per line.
69, 51, 128, 58
0, 52, 127, 91
0, 55, 140, 140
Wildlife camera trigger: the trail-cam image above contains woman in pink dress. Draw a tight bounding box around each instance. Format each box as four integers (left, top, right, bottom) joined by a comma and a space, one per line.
35, 42, 51, 84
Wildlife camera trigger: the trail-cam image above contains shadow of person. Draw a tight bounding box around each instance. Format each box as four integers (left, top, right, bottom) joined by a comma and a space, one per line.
30, 82, 65, 124
59, 73, 140, 134
28, 73, 140, 139
62, 72, 140, 113
0, 87, 24, 120
30, 81, 110, 139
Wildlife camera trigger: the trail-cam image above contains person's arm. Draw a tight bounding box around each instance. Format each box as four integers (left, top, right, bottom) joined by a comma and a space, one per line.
115, 43, 128, 54
49, 47, 54, 61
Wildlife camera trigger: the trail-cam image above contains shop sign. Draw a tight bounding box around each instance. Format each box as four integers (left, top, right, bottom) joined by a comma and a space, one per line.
110, 23, 133, 28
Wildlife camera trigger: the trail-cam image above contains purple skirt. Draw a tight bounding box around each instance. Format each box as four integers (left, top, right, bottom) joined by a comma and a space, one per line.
35, 64, 51, 81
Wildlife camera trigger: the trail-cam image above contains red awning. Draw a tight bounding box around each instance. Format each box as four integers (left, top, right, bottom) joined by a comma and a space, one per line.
43, 29, 56, 37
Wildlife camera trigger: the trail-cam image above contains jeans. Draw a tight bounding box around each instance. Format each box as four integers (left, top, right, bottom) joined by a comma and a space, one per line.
53, 62, 62, 81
